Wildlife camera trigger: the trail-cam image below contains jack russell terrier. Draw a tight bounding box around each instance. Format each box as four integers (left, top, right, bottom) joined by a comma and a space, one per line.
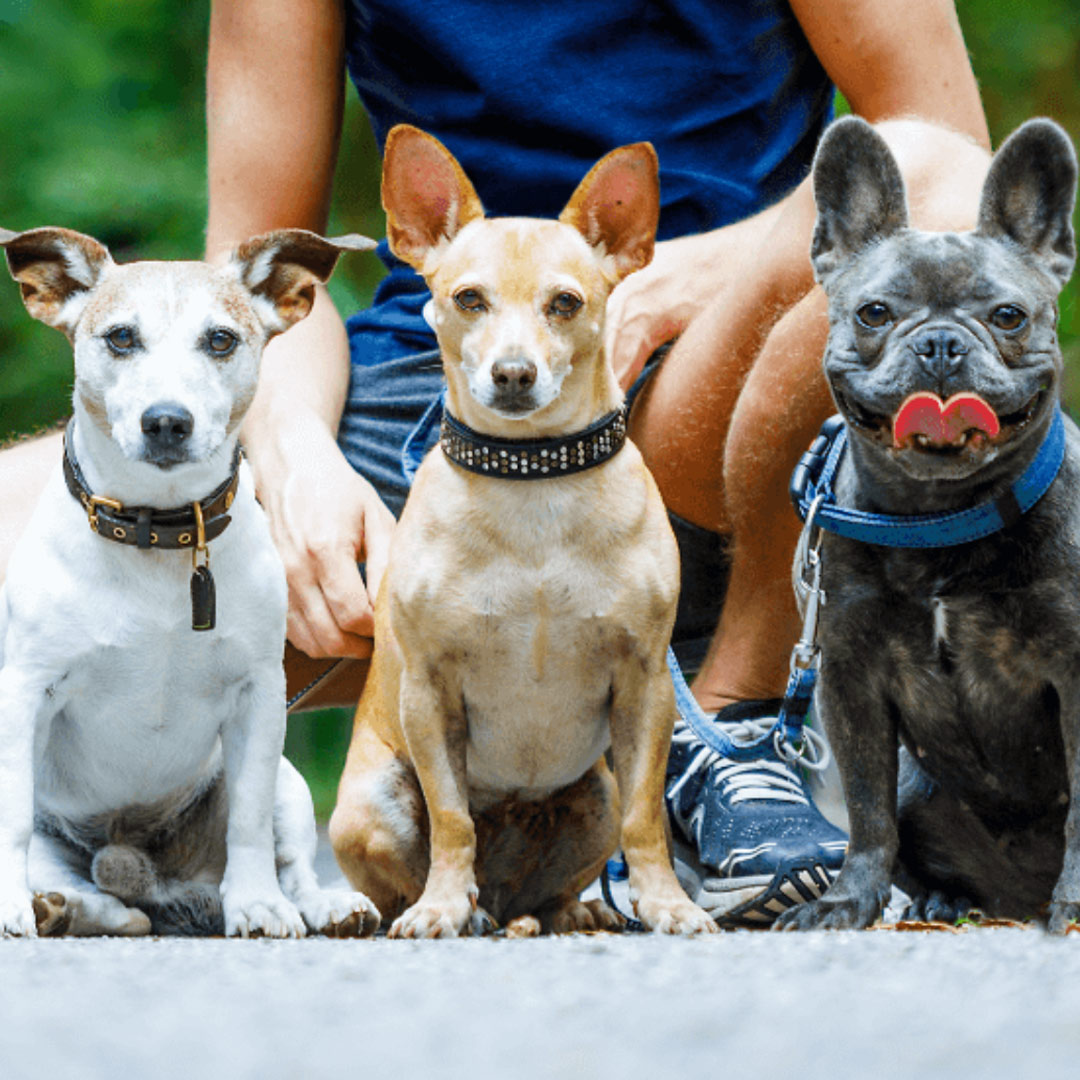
329, 126, 716, 936
0, 226, 380, 937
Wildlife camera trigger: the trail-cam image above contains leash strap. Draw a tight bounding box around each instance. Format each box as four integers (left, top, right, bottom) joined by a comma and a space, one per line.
790, 407, 1066, 547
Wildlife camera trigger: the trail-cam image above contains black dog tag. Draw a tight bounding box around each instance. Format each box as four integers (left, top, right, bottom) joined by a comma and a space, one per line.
191, 565, 216, 631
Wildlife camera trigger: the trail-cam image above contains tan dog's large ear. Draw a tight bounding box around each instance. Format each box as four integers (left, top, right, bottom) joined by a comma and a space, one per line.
1, 226, 112, 337
381, 125, 485, 272
559, 143, 659, 282
232, 229, 376, 336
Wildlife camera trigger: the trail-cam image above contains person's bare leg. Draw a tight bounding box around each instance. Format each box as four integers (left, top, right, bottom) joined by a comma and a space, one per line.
630, 120, 992, 711
0, 430, 62, 585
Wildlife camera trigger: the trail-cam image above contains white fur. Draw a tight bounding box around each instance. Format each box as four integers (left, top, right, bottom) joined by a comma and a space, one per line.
0, 255, 375, 938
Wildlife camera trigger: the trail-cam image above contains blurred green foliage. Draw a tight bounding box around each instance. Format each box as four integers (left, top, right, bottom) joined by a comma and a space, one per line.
1, 0, 1078, 815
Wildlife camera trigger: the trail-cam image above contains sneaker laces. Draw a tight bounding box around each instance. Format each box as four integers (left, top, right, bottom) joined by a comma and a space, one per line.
667, 716, 829, 808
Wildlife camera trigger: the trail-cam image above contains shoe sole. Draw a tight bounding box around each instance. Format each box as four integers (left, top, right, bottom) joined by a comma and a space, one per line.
673, 839, 836, 928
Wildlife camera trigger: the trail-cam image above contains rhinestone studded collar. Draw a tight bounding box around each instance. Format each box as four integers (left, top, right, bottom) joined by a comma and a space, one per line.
440, 407, 628, 480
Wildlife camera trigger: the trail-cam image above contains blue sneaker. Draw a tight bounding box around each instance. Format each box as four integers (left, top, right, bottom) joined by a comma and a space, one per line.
665, 698, 848, 927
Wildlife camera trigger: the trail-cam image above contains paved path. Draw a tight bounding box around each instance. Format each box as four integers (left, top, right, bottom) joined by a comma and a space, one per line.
3, 913, 1079, 1079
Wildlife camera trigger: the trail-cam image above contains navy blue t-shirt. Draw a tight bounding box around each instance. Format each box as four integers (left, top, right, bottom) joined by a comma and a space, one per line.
343, 0, 833, 366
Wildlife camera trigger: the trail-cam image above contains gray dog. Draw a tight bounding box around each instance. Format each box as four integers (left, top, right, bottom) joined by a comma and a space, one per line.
777, 116, 1080, 933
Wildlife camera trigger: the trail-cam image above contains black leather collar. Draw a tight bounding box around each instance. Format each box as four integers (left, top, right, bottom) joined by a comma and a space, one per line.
62, 419, 241, 551
440, 407, 628, 479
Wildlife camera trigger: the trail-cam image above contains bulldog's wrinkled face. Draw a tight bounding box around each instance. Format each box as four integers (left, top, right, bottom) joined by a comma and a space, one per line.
1, 227, 374, 470
812, 118, 1077, 482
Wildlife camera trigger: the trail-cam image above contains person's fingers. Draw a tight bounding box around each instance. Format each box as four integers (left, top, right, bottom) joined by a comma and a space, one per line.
361, 501, 396, 605
310, 539, 376, 638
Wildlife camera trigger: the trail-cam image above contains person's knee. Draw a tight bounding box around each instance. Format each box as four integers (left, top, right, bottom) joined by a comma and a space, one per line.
870, 118, 991, 232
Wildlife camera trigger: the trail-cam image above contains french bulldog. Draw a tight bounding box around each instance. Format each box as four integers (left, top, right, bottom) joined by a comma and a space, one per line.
775, 116, 1080, 932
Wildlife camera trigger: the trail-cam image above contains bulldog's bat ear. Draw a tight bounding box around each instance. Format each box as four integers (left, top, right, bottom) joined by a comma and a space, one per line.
381, 124, 485, 273
559, 142, 660, 283
977, 118, 1077, 289
1, 226, 112, 336
232, 229, 377, 336
810, 117, 909, 283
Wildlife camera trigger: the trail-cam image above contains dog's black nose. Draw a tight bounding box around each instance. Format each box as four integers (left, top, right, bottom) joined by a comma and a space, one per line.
912, 328, 969, 383
491, 358, 537, 391
141, 403, 194, 447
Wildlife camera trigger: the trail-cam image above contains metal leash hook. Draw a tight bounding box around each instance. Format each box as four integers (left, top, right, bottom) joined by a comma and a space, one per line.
775, 494, 830, 771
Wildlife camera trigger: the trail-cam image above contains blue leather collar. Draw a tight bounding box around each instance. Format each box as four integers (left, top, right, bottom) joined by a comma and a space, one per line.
790, 407, 1066, 548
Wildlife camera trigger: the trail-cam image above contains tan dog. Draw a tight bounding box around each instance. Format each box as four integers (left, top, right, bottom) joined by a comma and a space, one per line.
329, 126, 715, 936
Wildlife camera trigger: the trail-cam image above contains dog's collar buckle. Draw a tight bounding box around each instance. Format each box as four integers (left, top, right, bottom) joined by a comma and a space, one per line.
84, 492, 124, 533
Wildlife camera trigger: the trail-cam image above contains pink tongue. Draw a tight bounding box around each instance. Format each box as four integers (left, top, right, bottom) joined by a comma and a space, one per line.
893, 392, 1001, 448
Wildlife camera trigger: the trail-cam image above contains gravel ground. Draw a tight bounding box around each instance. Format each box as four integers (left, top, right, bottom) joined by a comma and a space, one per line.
3, 847, 1080, 1080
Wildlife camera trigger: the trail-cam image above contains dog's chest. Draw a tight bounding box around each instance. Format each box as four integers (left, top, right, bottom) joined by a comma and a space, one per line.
31, 520, 285, 817
826, 565, 1070, 814
393, 472, 676, 796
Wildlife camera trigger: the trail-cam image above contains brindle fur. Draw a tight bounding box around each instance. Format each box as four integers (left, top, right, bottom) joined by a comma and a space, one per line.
776, 117, 1080, 932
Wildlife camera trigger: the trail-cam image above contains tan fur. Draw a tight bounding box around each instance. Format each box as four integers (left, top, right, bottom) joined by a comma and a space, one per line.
330, 128, 716, 936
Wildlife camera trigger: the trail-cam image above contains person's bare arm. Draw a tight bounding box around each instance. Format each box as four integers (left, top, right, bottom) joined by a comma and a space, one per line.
605, 0, 990, 387
207, 0, 392, 659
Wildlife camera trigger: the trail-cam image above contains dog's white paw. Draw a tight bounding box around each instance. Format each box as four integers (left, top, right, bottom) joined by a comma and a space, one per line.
297, 889, 381, 938
636, 893, 719, 935
223, 889, 306, 939
388, 892, 476, 939
0, 889, 37, 938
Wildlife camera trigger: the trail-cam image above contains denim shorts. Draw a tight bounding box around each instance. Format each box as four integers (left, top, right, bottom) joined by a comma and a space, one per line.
336, 348, 730, 674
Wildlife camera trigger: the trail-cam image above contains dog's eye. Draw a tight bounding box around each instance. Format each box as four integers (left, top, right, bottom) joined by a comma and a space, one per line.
991, 304, 1027, 332
104, 325, 138, 354
855, 302, 891, 329
548, 292, 583, 318
453, 288, 487, 313
206, 328, 239, 357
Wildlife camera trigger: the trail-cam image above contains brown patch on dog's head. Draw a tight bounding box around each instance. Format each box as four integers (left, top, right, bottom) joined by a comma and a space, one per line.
1, 226, 113, 337
231, 229, 376, 337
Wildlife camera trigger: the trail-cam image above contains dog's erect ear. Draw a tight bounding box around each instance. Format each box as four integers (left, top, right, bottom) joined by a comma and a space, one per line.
977, 119, 1078, 288
1, 227, 112, 336
232, 229, 376, 335
810, 117, 909, 283
559, 143, 659, 282
381, 125, 485, 272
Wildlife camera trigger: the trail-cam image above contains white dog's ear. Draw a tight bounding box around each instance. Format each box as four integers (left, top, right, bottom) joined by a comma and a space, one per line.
977, 118, 1078, 288
381, 124, 485, 273
1, 226, 112, 337
810, 117, 909, 283
232, 229, 376, 335
559, 143, 659, 283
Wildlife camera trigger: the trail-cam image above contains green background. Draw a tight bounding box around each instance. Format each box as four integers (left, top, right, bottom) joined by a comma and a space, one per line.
1, 0, 1078, 816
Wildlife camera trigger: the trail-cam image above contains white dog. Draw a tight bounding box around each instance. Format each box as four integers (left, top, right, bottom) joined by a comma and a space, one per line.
0, 226, 379, 937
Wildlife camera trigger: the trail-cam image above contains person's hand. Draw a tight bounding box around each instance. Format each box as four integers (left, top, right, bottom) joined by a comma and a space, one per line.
604, 232, 726, 389
250, 413, 395, 659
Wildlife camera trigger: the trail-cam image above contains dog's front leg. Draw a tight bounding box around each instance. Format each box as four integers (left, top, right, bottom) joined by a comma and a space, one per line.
0, 664, 47, 936
610, 657, 717, 934
775, 666, 898, 931
220, 664, 305, 938
389, 666, 487, 939
1048, 673, 1080, 935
